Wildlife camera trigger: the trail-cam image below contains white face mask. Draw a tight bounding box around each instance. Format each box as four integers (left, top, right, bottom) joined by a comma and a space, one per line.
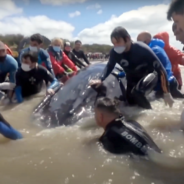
29, 46, 38, 52
114, 46, 126, 54
21, 63, 31, 72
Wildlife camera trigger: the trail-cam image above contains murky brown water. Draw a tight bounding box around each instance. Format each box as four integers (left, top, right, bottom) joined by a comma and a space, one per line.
1, 67, 184, 184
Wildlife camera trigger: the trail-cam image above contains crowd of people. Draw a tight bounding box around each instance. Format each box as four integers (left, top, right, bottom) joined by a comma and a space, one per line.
0, 0, 184, 160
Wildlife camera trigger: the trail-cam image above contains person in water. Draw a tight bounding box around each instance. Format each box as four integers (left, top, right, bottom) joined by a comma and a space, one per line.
72, 40, 90, 66
64, 41, 86, 69
0, 41, 18, 92
90, 26, 174, 109
167, 0, 184, 32
18, 33, 55, 77
153, 32, 184, 90
137, 32, 184, 98
15, 51, 60, 103
94, 96, 161, 155
47, 38, 77, 81
0, 112, 22, 140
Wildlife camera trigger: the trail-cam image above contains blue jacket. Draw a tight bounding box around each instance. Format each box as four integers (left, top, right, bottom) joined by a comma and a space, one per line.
18, 47, 55, 77
148, 39, 174, 82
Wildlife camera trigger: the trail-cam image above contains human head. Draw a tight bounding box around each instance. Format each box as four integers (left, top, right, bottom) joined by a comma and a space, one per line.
51, 38, 63, 52
21, 51, 38, 71
172, 22, 184, 43
74, 40, 82, 51
64, 41, 71, 52
137, 32, 152, 45
94, 97, 121, 129
0, 41, 7, 62
167, 0, 184, 31
110, 26, 131, 54
29, 33, 44, 52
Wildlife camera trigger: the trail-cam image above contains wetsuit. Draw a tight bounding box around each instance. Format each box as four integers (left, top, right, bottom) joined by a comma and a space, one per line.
100, 42, 170, 109
15, 65, 59, 103
0, 55, 18, 83
148, 39, 184, 98
100, 116, 161, 156
64, 50, 86, 68
0, 113, 22, 140
72, 49, 90, 65
19, 47, 55, 77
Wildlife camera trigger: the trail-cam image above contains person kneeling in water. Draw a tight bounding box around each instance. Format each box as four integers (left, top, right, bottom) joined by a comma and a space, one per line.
0, 113, 22, 140
94, 97, 161, 155
15, 51, 60, 103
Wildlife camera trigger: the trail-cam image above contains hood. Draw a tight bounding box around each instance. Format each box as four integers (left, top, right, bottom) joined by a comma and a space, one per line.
149, 38, 165, 48
154, 32, 170, 46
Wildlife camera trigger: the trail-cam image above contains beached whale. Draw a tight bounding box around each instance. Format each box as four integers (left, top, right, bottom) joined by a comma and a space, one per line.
32, 63, 127, 127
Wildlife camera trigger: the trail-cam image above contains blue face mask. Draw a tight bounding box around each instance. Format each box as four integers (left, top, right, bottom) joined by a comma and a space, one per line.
53, 46, 61, 52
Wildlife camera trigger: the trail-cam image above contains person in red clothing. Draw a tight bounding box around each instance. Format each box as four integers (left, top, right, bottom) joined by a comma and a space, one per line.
47, 38, 77, 82
154, 32, 184, 89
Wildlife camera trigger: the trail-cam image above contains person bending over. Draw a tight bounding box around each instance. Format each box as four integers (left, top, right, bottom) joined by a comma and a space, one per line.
137, 31, 184, 98
72, 40, 90, 66
94, 97, 161, 155
15, 51, 60, 103
64, 41, 86, 69
18, 33, 55, 77
47, 38, 77, 81
90, 26, 174, 109
0, 113, 22, 140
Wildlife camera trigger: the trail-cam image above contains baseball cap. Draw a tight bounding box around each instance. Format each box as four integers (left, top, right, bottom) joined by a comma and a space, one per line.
0, 41, 6, 50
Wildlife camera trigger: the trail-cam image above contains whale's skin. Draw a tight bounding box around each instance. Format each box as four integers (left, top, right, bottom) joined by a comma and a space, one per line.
32, 63, 127, 127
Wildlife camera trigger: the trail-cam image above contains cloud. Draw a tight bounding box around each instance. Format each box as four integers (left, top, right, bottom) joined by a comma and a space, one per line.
69, 11, 81, 18
77, 4, 183, 50
86, 3, 101, 10
97, 9, 102, 15
40, 0, 88, 5
0, 0, 74, 40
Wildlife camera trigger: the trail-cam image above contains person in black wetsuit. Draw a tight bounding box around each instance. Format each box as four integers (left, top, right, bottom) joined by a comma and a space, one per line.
64, 41, 86, 69
15, 51, 60, 103
72, 40, 91, 66
94, 97, 161, 156
90, 26, 174, 109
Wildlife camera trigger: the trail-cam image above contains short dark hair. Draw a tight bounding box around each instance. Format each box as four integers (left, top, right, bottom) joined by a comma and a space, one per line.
75, 40, 82, 44
167, 0, 184, 20
95, 97, 121, 115
22, 51, 38, 63
30, 33, 44, 44
110, 26, 130, 42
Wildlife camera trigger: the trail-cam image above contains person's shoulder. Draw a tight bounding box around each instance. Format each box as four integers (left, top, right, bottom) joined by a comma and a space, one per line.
133, 41, 151, 50
6, 55, 18, 65
37, 65, 47, 71
39, 48, 49, 57
16, 68, 23, 76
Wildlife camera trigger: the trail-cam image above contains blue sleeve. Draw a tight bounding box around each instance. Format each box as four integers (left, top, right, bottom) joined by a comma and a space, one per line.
8, 58, 18, 83
118, 71, 126, 78
48, 78, 59, 90
15, 86, 23, 103
0, 121, 22, 140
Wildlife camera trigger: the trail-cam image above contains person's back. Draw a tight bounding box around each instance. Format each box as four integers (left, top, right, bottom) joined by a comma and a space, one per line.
94, 97, 161, 156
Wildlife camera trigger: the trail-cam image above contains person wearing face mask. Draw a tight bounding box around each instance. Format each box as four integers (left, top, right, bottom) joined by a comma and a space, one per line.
47, 38, 77, 81
72, 40, 91, 66
137, 31, 184, 99
18, 33, 55, 77
15, 51, 60, 103
0, 41, 18, 92
89, 26, 174, 109
64, 41, 86, 69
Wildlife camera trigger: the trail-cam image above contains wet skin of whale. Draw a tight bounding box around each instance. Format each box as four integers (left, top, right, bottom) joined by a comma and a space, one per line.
32, 63, 127, 127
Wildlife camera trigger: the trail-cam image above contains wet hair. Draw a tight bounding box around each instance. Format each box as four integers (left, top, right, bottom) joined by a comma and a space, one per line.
167, 0, 184, 20
75, 40, 82, 44
111, 26, 130, 42
22, 51, 38, 63
30, 33, 44, 44
95, 97, 121, 116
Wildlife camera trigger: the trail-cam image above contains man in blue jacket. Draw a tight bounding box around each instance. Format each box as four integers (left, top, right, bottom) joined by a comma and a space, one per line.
136, 31, 184, 98
18, 33, 55, 77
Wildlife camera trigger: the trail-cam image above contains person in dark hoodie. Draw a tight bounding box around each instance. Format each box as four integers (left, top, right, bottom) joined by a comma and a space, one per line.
137, 31, 184, 98
47, 38, 77, 81
64, 41, 86, 69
